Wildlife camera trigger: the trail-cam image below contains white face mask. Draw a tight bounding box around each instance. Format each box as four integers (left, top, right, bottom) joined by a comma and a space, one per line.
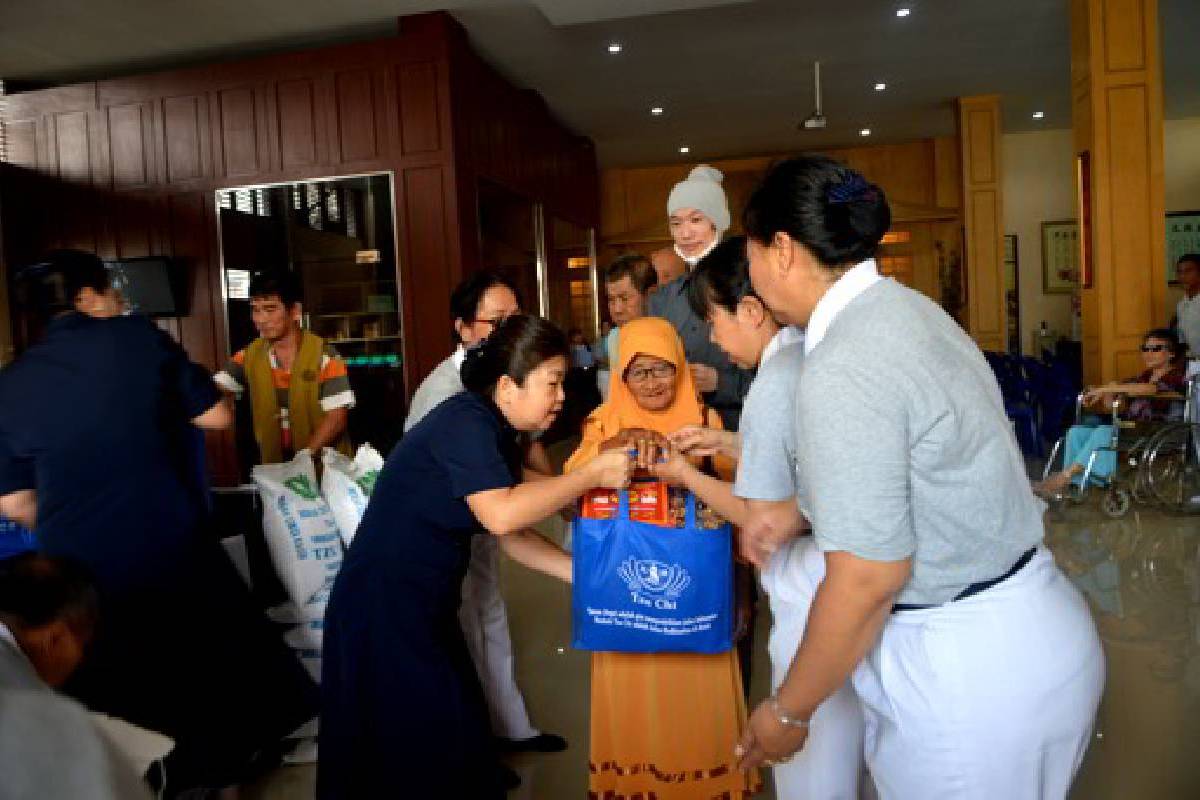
674, 238, 720, 268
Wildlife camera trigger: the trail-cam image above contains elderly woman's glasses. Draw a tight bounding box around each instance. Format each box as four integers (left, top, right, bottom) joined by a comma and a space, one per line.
1141, 344, 1167, 353
625, 364, 676, 383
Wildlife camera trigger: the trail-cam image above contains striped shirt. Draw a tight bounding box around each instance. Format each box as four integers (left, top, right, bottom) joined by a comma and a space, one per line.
214, 343, 354, 452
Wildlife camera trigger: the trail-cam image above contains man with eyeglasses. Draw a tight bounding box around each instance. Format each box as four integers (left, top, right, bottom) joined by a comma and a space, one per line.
403, 271, 566, 780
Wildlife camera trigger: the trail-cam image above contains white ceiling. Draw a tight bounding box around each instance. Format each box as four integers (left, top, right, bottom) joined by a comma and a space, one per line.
0, 0, 1196, 166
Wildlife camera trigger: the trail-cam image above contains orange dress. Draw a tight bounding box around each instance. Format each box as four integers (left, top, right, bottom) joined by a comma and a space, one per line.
566, 317, 761, 800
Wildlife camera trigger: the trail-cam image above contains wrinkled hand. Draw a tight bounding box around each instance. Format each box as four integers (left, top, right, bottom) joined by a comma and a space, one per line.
690, 363, 719, 394
623, 429, 670, 469
735, 701, 809, 772
589, 449, 634, 489
669, 425, 736, 458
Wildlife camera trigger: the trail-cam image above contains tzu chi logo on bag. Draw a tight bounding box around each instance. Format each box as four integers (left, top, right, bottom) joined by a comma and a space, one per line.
619, 558, 691, 610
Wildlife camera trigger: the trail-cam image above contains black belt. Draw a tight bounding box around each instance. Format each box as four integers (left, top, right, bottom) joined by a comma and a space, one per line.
892, 547, 1038, 613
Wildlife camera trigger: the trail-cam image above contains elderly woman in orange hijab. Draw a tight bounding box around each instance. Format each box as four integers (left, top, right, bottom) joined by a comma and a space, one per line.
565, 316, 760, 800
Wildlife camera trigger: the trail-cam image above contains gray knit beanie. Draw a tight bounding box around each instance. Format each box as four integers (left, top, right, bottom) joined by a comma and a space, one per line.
667, 165, 731, 236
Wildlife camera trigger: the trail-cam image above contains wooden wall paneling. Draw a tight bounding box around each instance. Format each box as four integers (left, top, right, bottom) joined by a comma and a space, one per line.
397, 61, 442, 156
400, 166, 456, 382
162, 95, 210, 186
333, 68, 380, 163
958, 95, 1007, 352
5, 120, 37, 169
276, 78, 321, 170
107, 103, 155, 189
54, 111, 91, 184
1072, 0, 1165, 383
216, 87, 261, 178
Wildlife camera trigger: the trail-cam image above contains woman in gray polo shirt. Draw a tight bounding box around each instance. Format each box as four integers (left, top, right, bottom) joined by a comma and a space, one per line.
732, 156, 1104, 799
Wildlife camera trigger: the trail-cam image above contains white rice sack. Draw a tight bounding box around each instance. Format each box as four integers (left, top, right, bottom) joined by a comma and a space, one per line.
321, 444, 384, 547
253, 450, 344, 614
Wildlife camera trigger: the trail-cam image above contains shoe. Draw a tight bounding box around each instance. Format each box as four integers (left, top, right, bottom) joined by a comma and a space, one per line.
496, 733, 568, 753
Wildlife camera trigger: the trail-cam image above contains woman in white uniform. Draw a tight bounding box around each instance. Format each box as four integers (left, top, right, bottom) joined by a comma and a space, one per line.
733, 156, 1105, 799
655, 236, 865, 799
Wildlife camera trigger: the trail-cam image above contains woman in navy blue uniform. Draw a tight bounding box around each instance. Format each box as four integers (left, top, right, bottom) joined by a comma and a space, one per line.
317, 315, 632, 799
0, 251, 319, 796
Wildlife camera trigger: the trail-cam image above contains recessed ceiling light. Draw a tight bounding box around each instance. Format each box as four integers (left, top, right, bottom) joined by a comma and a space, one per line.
860, 128, 872, 137
874, 82, 887, 92
650, 106, 664, 116
1032, 111, 1045, 119
607, 42, 622, 54
896, 7, 912, 17
679, 146, 690, 154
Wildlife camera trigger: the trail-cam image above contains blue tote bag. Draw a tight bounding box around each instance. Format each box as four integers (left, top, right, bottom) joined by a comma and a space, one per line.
572, 489, 734, 654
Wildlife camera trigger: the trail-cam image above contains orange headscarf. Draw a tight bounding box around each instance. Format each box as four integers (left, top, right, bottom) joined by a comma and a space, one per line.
565, 317, 707, 473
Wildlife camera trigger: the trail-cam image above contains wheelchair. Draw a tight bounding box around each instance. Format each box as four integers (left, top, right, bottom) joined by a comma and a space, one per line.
1043, 368, 1200, 518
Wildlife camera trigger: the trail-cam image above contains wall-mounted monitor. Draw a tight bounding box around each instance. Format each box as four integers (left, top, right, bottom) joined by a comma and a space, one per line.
106, 257, 185, 317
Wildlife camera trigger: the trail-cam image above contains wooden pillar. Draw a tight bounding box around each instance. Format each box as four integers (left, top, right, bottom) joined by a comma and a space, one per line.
958, 95, 1006, 352
1071, 0, 1166, 383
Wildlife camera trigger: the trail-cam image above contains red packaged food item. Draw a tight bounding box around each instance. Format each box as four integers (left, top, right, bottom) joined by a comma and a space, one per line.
581, 477, 667, 524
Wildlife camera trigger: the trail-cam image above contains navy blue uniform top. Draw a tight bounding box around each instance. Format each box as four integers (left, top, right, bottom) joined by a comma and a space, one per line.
340, 390, 521, 595
0, 313, 221, 592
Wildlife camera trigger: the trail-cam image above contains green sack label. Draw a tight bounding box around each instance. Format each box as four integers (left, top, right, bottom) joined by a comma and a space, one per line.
284, 475, 321, 501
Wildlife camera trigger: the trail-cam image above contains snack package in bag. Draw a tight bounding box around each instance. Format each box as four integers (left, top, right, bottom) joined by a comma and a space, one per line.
321, 445, 383, 547
572, 489, 734, 654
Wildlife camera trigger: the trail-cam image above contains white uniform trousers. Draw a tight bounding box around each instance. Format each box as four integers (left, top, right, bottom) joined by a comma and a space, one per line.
763, 536, 866, 800
852, 546, 1105, 800
459, 533, 540, 741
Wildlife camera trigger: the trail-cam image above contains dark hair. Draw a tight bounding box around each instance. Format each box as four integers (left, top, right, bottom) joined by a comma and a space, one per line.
460, 314, 569, 396
604, 254, 657, 295
1143, 327, 1186, 364
686, 236, 758, 318
249, 270, 302, 306
743, 155, 891, 267
0, 553, 99, 637
15, 249, 110, 313
450, 270, 520, 327
1178, 253, 1200, 269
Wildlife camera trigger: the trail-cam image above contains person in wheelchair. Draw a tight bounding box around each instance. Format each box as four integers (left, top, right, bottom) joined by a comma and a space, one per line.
1038, 328, 1188, 497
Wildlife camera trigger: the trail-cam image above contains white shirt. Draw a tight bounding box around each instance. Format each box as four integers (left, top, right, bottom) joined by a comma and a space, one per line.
452, 346, 466, 370
1177, 293, 1200, 356
804, 259, 882, 356
762, 325, 805, 366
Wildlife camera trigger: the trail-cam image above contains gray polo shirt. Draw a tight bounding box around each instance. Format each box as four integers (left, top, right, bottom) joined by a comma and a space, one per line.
733, 335, 805, 502
648, 274, 754, 430
404, 351, 464, 432
795, 279, 1044, 606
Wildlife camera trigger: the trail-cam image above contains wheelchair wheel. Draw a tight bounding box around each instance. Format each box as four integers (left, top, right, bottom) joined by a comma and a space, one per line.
1144, 425, 1192, 508
1102, 486, 1131, 518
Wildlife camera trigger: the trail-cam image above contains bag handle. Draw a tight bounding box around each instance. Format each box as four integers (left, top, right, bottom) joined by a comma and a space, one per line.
616, 487, 631, 521
685, 491, 698, 528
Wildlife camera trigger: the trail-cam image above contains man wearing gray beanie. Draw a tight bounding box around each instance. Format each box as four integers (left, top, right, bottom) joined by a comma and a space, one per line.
649, 165, 753, 429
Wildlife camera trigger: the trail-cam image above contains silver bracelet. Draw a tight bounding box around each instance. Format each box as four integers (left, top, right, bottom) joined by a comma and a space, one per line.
769, 696, 810, 730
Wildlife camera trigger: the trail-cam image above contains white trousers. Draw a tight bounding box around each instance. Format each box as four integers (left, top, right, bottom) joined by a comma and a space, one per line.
459, 534, 539, 741
763, 537, 866, 800
853, 546, 1105, 800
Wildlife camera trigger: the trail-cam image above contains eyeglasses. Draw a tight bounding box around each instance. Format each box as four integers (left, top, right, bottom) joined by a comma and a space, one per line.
473, 314, 513, 328
1141, 345, 1167, 353
625, 364, 676, 383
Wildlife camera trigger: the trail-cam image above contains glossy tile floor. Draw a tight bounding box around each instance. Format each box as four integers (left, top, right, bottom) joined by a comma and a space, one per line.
245, 500, 1200, 800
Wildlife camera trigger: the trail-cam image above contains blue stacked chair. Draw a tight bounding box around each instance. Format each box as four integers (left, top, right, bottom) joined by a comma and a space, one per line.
984, 351, 1043, 457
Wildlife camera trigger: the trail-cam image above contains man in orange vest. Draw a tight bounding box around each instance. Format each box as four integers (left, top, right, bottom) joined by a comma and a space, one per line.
215, 271, 354, 464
